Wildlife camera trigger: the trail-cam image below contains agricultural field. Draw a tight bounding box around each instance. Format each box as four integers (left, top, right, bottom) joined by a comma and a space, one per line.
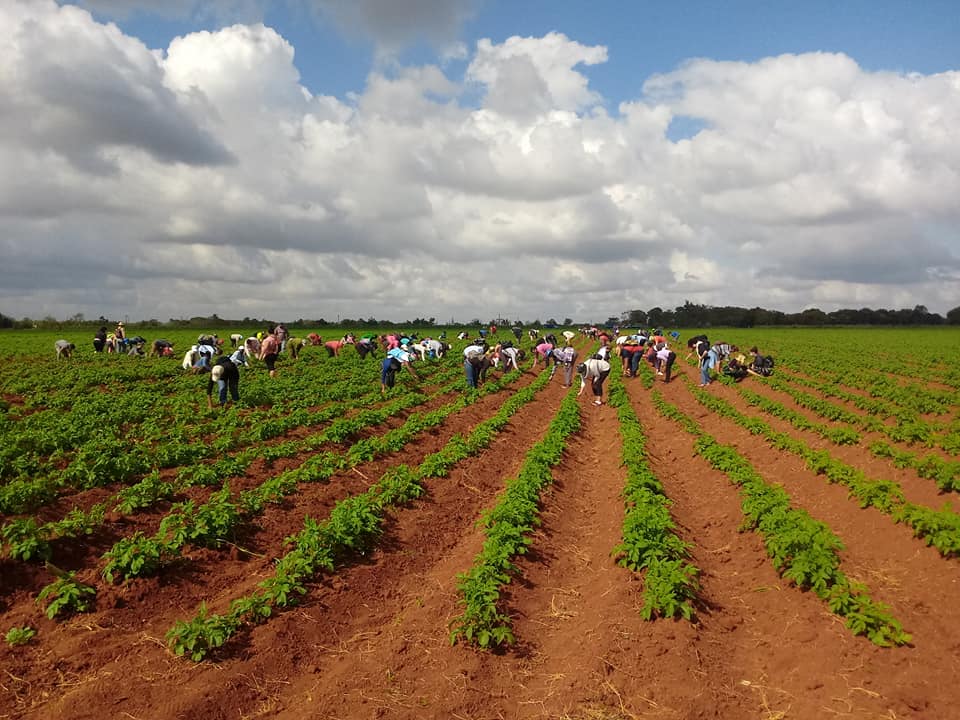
1, 326, 959, 720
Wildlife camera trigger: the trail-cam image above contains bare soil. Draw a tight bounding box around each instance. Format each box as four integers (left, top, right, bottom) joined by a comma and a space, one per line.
2, 359, 959, 720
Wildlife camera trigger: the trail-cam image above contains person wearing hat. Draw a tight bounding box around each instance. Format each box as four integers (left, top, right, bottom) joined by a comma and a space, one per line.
115, 321, 126, 351
576, 357, 611, 405
207, 356, 240, 408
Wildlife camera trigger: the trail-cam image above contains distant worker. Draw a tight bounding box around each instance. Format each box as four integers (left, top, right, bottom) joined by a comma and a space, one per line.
286, 336, 305, 359
55, 340, 75, 360
93, 326, 107, 353
258, 327, 280, 378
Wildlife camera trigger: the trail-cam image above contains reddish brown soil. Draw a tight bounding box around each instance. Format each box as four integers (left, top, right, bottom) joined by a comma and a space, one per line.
2, 359, 960, 720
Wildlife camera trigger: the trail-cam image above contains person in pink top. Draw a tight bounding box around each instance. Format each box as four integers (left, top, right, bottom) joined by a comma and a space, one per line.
258, 327, 280, 378
533, 340, 554, 370
324, 336, 354, 357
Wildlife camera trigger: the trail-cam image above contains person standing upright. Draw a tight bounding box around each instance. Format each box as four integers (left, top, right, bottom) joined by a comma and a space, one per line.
259, 327, 280, 378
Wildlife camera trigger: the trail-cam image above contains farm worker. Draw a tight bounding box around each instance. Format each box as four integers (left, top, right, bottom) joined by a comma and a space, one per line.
306, 333, 323, 346
550, 345, 578, 387
595, 334, 612, 362
229, 333, 244, 348
387, 346, 419, 380
577, 357, 612, 406
114, 321, 126, 350
149, 339, 174, 357
275, 324, 289, 352
258, 327, 280, 378
511, 326, 522, 341
93, 326, 107, 353
54, 340, 75, 359
619, 340, 645, 377
698, 341, 719, 387
710, 342, 737, 367
685, 335, 709, 361
229, 346, 250, 367
207, 357, 240, 408
656, 345, 677, 383
355, 336, 377, 359
325, 337, 352, 357
286, 336, 305, 359
476, 349, 496, 384
533, 340, 554, 369
562, 330, 576, 342
188, 348, 213, 373
463, 341, 486, 388
244, 337, 261, 359
380, 357, 402, 394
423, 338, 445, 359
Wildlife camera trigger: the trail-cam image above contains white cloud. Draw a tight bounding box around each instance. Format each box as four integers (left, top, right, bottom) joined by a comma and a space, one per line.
2, 3, 959, 324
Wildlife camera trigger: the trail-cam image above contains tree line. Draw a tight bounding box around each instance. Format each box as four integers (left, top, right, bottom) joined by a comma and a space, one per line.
1, 303, 958, 331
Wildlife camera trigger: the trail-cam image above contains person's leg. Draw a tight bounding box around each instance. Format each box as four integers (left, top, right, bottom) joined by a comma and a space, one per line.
596, 370, 610, 403
218, 379, 228, 405
229, 375, 239, 402
464, 359, 475, 387
664, 352, 676, 382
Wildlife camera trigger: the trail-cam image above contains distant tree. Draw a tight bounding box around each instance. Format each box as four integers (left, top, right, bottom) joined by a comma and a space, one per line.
646, 307, 665, 327
563, 317, 573, 326
948, 306, 960, 325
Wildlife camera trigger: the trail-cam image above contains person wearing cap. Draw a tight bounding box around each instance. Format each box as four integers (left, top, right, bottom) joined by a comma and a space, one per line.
577, 357, 612, 405
207, 356, 240, 408
54, 339, 76, 360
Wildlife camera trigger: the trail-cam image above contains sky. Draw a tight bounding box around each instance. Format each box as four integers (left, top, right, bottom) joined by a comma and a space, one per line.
2, 1, 959, 324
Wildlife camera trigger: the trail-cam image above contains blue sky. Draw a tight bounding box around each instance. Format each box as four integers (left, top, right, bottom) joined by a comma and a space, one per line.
2, 0, 957, 322
104, 1, 960, 108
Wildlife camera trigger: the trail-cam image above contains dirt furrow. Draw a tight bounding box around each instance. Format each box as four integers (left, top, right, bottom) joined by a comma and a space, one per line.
645, 375, 960, 718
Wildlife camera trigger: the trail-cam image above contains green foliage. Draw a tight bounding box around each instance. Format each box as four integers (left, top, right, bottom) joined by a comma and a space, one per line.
37, 573, 96, 619
102, 532, 166, 583
5, 626, 36, 646
166, 603, 240, 661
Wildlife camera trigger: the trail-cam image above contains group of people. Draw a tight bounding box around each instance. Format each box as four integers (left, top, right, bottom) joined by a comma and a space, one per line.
685, 335, 775, 385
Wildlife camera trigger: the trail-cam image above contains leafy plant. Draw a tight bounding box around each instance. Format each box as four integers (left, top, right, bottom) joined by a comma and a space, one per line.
5, 626, 36, 646
37, 573, 96, 619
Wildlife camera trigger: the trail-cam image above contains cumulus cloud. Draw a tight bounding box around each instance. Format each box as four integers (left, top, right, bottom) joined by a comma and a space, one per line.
3, 2, 959, 323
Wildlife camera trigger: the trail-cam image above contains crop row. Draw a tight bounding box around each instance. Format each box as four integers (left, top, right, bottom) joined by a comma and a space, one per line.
166, 368, 556, 660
